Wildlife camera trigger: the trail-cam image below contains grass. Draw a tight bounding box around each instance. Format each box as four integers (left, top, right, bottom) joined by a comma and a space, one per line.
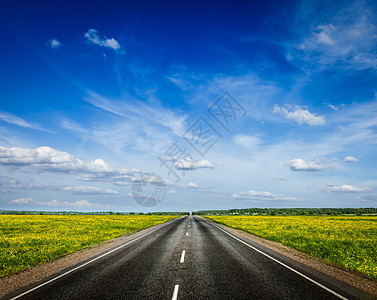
0, 215, 178, 278
205, 215, 377, 280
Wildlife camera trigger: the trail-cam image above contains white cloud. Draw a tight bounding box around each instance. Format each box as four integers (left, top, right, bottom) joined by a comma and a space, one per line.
344, 156, 358, 163
327, 103, 345, 111
62, 200, 91, 207
357, 194, 377, 202
69, 92, 188, 155
84, 29, 123, 52
174, 158, 215, 170
316, 30, 335, 45
10, 197, 34, 204
183, 182, 198, 188
172, 182, 203, 189
0, 176, 32, 189
43, 200, 60, 206
161, 155, 214, 171
287, 1, 377, 71
273, 105, 326, 126
84, 91, 187, 137
10, 198, 60, 206
323, 184, 371, 193
49, 39, 61, 49
10, 197, 107, 208
288, 158, 326, 172
167, 75, 192, 90
0, 111, 48, 132
233, 190, 298, 201
0, 145, 137, 183
62, 186, 119, 195
233, 134, 261, 149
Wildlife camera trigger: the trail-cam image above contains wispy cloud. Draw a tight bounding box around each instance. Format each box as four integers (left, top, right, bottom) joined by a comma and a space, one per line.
287, 0, 377, 71
327, 103, 345, 111
10, 197, 60, 206
0, 111, 49, 132
274, 176, 288, 181
62, 185, 120, 195
10, 197, 107, 207
181, 182, 198, 188
61, 199, 107, 207
0, 176, 48, 191
357, 194, 377, 202
322, 100, 377, 150
233, 190, 298, 201
48, 39, 61, 49
323, 184, 371, 193
167, 75, 192, 91
233, 134, 262, 150
85, 91, 187, 136
273, 105, 326, 126
84, 29, 124, 53
62, 91, 189, 155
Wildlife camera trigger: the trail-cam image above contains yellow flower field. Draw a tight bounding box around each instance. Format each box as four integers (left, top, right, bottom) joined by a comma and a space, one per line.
205, 215, 377, 280
0, 215, 178, 278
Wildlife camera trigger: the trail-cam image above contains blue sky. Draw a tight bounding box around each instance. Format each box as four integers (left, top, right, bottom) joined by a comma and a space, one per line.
1, 0, 377, 212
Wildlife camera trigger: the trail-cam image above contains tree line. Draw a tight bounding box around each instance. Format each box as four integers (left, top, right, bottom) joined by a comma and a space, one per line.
0, 210, 189, 216
193, 207, 377, 216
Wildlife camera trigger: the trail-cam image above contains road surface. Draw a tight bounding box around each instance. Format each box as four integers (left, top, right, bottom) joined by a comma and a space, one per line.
5, 216, 375, 300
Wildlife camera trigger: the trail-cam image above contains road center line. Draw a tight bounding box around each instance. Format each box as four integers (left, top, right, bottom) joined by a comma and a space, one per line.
9, 217, 183, 300
172, 285, 179, 300
180, 250, 186, 263
203, 218, 348, 300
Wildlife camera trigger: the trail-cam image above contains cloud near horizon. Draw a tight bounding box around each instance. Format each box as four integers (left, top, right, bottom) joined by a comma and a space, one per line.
233, 190, 298, 202
323, 184, 371, 193
10, 197, 106, 207
62, 185, 120, 195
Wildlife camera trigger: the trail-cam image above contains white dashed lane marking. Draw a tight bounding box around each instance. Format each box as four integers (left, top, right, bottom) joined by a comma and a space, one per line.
180, 250, 185, 263
172, 285, 179, 300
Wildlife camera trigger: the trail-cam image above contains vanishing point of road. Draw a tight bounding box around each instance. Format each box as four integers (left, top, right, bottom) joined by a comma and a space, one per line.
5, 216, 375, 300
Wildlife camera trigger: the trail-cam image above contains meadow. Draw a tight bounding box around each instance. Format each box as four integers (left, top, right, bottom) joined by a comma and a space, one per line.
0, 215, 178, 278
205, 215, 377, 280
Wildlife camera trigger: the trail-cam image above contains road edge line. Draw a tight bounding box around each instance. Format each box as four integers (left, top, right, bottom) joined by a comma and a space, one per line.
9, 217, 183, 300
201, 217, 348, 300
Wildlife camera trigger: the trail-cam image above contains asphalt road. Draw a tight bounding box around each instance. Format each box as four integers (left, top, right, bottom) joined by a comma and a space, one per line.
5, 216, 375, 300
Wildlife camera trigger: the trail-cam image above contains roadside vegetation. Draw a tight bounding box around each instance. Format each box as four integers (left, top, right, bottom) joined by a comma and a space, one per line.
0, 215, 178, 278
205, 215, 377, 280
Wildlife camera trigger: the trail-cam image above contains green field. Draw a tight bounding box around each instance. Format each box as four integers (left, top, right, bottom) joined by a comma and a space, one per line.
205, 215, 377, 280
0, 215, 178, 278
